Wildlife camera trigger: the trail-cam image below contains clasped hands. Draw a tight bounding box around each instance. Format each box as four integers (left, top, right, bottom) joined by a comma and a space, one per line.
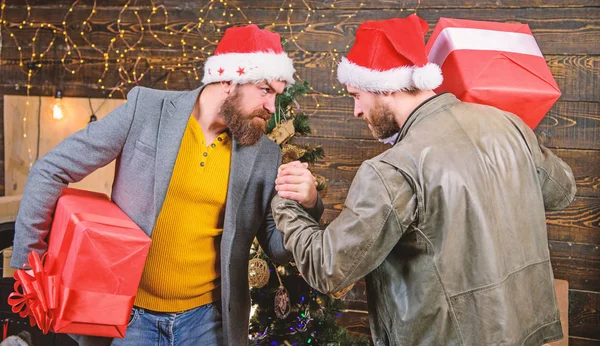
275, 161, 318, 209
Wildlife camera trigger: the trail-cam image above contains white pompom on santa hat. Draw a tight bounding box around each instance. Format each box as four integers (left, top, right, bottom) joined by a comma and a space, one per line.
337, 14, 443, 92
202, 24, 295, 85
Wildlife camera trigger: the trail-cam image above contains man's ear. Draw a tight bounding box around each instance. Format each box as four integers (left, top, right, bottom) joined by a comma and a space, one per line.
220, 81, 234, 94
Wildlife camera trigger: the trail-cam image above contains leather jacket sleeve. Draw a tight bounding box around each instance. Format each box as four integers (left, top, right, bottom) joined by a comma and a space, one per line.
507, 111, 577, 211
271, 161, 417, 294
535, 144, 577, 211
257, 150, 325, 265
258, 190, 325, 264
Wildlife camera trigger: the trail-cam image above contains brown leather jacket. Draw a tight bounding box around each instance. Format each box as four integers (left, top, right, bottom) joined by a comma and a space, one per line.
272, 93, 576, 346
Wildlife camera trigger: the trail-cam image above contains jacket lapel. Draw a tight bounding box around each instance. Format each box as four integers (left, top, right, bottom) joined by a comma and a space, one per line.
154, 86, 204, 220
222, 138, 260, 251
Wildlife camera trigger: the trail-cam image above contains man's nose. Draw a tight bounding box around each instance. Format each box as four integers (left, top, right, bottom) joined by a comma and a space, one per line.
264, 96, 276, 114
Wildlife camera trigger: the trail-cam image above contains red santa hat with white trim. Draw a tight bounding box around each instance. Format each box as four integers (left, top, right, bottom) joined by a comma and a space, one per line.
337, 14, 442, 92
202, 24, 295, 85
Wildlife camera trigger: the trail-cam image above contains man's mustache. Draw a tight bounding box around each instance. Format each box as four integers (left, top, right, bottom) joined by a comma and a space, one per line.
251, 109, 271, 121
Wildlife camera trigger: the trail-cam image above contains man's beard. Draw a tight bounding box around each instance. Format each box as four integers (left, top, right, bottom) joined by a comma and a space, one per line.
220, 89, 271, 146
367, 100, 400, 140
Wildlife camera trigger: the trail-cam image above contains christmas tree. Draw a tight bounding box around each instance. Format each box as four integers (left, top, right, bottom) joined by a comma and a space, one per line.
247, 80, 370, 346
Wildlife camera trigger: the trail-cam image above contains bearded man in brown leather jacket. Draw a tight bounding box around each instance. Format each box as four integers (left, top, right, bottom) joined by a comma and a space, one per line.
271, 15, 575, 346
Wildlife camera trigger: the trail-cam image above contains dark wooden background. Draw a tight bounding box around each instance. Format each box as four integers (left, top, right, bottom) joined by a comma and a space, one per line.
0, 1, 598, 345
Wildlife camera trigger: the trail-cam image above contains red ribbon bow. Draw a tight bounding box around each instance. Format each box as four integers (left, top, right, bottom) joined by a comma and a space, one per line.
8, 252, 58, 334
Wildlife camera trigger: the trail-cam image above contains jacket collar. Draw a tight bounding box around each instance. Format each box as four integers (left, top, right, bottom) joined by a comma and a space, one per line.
394, 93, 459, 145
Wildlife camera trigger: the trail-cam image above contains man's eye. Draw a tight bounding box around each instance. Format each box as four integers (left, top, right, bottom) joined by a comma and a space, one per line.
262, 88, 269, 94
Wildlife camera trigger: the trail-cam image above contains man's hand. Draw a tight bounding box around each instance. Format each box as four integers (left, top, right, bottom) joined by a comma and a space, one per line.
275, 161, 318, 209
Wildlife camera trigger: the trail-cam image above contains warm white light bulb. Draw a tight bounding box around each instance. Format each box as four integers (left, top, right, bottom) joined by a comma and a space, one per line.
53, 90, 64, 120
52, 100, 64, 120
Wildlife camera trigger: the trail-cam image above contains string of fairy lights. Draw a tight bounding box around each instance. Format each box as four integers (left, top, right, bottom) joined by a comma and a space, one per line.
0, 0, 360, 169
0, 0, 420, 170
0, 0, 372, 99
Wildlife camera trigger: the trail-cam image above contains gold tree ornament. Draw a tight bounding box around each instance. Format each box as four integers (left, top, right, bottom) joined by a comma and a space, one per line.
281, 144, 307, 164
267, 119, 295, 145
248, 256, 270, 289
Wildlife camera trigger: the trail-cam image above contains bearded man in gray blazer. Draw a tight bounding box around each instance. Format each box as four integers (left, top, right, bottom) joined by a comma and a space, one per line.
11, 24, 323, 346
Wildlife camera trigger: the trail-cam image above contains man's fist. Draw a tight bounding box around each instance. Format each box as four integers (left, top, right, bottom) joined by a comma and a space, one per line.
275, 161, 318, 209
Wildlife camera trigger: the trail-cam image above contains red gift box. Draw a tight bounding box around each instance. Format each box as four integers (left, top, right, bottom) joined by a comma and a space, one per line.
425, 18, 561, 129
9, 188, 151, 338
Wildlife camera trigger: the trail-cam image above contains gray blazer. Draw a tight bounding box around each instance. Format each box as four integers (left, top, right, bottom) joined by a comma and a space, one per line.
12, 85, 323, 345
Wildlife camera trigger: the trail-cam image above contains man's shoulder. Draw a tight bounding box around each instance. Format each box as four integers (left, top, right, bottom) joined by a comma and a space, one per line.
365, 145, 416, 178
127, 86, 189, 102
371, 144, 405, 164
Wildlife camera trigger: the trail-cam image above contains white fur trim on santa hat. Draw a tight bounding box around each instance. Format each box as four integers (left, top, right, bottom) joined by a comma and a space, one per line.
412, 63, 443, 91
337, 58, 442, 92
202, 51, 295, 85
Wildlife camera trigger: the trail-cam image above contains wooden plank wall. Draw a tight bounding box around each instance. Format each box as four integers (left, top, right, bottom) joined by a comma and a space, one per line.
3, 95, 124, 197
0, 1, 598, 344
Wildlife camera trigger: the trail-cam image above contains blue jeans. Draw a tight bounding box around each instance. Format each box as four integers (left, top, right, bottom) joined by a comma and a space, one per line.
110, 302, 223, 346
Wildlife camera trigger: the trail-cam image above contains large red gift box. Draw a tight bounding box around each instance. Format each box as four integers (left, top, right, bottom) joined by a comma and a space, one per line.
425, 18, 561, 129
9, 188, 151, 338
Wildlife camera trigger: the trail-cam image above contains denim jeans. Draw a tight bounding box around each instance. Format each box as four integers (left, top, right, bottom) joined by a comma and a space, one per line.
110, 302, 223, 346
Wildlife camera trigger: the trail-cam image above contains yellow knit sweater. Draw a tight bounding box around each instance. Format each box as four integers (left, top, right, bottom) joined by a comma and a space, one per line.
135, 115, 231, 312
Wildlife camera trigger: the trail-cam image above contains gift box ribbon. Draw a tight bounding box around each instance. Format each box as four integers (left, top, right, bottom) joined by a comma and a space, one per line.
8, 252, 56, 333
428, 27, 544, 67
8, 213, 140, 334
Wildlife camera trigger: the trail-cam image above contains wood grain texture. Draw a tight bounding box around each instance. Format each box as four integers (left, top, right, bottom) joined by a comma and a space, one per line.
569, 336, 600, 346
546, 195, 600, 244
569, 290, 600, 340
550, 239, 600, 292
4, 0, 600, 9
0, 7, 598, 54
